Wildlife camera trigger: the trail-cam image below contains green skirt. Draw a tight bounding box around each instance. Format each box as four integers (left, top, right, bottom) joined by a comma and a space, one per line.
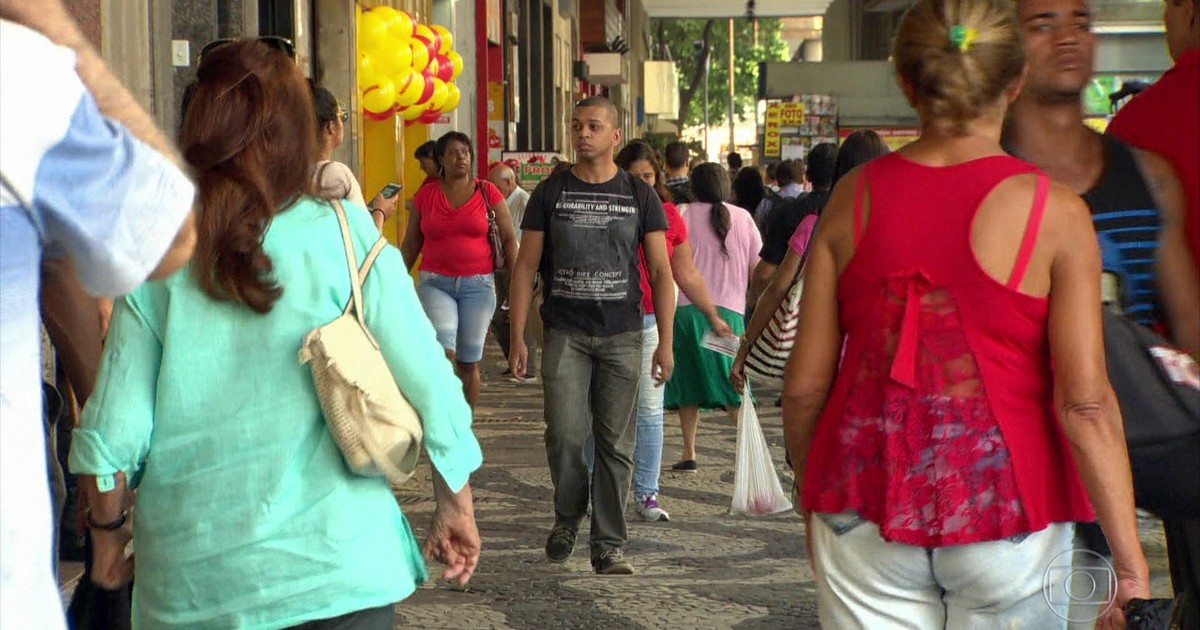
664, 305, 746, 411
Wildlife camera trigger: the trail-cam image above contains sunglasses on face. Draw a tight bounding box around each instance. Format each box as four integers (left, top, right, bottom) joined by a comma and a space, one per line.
199, 36, 296, 62
339, 110, 349, 123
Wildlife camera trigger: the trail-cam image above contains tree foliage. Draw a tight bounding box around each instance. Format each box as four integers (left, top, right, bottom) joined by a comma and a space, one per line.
655, 17, 791, 132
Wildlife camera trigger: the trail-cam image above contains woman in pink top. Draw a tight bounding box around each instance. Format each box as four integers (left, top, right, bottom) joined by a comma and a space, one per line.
402, 132, 519, 407
781, 0, 1148, 626
733, 131, 891, 392
665, 163, 762, 472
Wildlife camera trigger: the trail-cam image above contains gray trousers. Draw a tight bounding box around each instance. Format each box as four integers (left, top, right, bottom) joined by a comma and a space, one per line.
287, 604, 395, 630
541, 327, 642, 558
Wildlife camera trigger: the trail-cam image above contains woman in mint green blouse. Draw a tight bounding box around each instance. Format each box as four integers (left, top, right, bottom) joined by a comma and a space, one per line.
68, 40, 482, 629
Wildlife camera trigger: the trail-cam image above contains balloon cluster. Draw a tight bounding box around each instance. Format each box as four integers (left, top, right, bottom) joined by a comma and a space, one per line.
357, 5, 464, 125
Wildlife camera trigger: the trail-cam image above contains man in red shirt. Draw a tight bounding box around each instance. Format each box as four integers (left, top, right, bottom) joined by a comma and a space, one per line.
1106, 0, 1200, 621
1107, 0, 1199, 273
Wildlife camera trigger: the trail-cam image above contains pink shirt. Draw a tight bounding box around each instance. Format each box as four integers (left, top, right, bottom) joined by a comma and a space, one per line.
788, 214, 819, 259
679, 201, 762, 314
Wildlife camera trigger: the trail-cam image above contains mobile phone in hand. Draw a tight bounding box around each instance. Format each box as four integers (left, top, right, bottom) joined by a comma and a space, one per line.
378, 182, 402, 199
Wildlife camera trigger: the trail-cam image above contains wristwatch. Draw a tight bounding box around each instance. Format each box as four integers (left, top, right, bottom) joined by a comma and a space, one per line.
86, 508, 129, 531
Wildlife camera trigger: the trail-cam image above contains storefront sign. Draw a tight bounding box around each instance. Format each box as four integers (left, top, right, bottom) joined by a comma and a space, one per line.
501, 151, 566, 190
837, 126, 921, 151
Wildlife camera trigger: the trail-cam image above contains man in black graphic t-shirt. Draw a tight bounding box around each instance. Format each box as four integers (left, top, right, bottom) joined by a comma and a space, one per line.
508, 96, 674, 575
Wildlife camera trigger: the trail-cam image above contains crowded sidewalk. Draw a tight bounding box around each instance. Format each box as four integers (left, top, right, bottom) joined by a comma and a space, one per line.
39, 344, 1157, 630
54, 339, 1180, 629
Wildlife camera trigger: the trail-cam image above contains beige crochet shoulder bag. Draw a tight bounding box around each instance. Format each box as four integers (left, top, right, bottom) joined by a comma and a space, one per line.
299, 199, 422, 484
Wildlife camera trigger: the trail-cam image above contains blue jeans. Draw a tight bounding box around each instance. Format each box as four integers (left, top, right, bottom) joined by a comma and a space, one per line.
415, 271, 497, 363
586, 315, 662, 500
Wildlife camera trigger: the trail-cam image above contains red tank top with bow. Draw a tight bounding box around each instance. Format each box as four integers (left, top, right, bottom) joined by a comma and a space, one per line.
801, 153, 1095, 547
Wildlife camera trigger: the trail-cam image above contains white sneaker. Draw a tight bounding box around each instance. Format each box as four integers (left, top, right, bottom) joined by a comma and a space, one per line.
634, 494, 670, 522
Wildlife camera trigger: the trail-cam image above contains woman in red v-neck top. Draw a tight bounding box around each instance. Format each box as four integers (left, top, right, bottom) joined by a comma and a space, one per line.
402, 132, 519, 407
779, 0, 1150, 626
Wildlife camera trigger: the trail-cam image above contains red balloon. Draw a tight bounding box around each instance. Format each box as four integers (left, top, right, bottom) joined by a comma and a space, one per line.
413, 24, 441, 60
363, 105, 396, 121
414, 69, 436, 106
419, 109, 442, 124
435, 55, 454, 82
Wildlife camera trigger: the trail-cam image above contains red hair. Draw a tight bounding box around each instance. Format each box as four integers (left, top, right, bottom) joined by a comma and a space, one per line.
181, 39, 318, 313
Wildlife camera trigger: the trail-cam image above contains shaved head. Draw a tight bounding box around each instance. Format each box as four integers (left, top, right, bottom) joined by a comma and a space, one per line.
487, 163, 518, 196
574, 96, 619, 125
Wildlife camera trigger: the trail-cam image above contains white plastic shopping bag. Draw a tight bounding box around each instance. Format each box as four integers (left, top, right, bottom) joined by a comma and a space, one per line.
730, 380, 794, 516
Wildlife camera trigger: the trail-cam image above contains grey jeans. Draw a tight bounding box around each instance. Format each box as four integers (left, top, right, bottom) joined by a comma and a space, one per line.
286, 604, 396, 630
541, 327, 642, 558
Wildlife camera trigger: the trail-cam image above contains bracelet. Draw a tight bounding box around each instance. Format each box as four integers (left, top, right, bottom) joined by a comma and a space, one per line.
86, 508, 128, 531
370, 207, 385, 217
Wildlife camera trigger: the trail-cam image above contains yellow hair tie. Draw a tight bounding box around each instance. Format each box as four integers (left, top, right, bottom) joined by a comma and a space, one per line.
950, 25, 978, 52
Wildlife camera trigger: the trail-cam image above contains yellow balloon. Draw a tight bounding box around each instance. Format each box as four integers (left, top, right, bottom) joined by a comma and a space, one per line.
357, 53, 379, 90
394, 71, 425, 107
361, 77, 396, 114
358, 12, 388, 53
409, 40, 430, 72
376, 43, 413, 76
447, 51, 464, 80
431, 25, 453, 55
415, 24, 435, 45
399, 104, 425, 121
442, 82, 461, 112
391, 11, 417, 42
428, 78, 449, 111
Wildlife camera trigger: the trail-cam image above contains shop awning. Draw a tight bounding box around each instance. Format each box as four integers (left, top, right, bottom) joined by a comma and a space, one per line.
641, 0, 835, 18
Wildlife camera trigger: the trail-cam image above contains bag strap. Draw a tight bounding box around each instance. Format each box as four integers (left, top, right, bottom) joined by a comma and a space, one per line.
343, 237, 388, 316
331, 199, 365, 326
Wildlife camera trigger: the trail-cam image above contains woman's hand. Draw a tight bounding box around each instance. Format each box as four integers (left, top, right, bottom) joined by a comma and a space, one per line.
793, 479, 818, 579
424, 482, 481, 587
707, 314, 734, 339
89, 521, 134, 589
730, 354, 747, 393
369, 193, 398, 230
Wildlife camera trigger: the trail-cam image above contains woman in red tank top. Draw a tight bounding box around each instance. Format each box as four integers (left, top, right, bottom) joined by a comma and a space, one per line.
781, 0, 1150, 626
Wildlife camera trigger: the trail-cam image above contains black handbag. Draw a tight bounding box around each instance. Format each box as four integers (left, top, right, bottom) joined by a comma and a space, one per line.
67, 533, 133, 630
1103, 308, 1200, 519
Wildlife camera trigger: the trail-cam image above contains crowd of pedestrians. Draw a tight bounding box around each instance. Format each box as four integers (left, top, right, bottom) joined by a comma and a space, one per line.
3, 0, 1197, 627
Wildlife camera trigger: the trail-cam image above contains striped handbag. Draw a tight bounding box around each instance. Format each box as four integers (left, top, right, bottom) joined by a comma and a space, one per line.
744, 274, 804, 379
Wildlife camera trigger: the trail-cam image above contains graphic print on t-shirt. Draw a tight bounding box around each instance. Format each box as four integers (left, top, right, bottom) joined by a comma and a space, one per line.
548, 189, 639, 302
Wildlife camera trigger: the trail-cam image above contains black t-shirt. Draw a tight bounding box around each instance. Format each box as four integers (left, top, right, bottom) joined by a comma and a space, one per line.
667, 180, 694, 204
522, 170, 668, 336
760, 190, 830, 265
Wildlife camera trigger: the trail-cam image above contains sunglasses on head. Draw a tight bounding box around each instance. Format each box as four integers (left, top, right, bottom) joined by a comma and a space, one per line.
199, 36, 296, 62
